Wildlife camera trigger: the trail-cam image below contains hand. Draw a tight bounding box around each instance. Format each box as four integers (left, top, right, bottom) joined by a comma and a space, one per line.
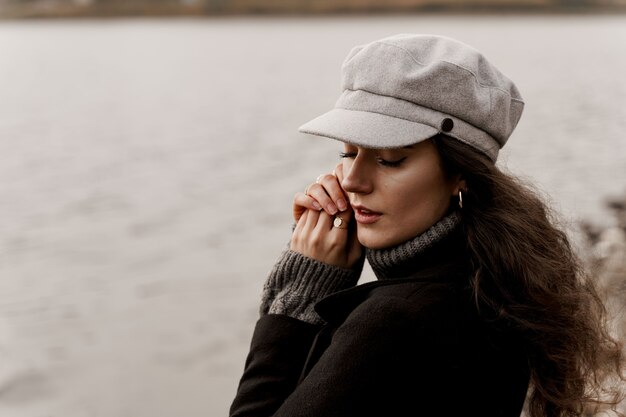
290, 164, 363, 269
293, 162, 349, 222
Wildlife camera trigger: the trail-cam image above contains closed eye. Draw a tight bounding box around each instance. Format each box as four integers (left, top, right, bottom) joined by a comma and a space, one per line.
377, 157, 406, 167
339, 152, 406, 168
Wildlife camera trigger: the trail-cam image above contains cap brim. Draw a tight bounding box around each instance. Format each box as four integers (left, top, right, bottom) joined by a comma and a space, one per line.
297, 108, 439, 149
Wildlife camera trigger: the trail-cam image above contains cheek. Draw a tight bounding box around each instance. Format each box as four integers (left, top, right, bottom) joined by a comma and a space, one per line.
385, 169, 451, 215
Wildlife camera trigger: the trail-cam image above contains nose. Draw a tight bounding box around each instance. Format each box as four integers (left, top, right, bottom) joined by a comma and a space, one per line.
341, 155, 373, 195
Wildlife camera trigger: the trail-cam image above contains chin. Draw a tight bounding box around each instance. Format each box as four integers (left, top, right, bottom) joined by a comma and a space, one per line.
357, 228, 399, 250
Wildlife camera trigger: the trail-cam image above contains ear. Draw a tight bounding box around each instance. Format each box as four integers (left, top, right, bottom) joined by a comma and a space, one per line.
451, 175, 467, 196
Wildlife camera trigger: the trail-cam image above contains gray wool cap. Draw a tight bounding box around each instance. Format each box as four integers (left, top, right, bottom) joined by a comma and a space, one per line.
298, 33, 524, 161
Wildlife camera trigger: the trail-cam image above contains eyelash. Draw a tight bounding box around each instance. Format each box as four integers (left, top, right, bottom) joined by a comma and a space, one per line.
339, 152, 406, 168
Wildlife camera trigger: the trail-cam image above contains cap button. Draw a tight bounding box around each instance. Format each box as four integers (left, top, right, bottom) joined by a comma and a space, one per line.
441, 118, 454, 133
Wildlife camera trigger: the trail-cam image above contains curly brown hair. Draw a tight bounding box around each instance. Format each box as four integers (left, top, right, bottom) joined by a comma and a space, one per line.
432, 134, 625, 417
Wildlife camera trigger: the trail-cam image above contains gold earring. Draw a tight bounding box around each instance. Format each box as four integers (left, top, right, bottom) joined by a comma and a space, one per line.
458, 190, 463, 208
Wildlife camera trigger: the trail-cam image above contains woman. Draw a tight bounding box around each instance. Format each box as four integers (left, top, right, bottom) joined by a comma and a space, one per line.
229, 34, 624, 417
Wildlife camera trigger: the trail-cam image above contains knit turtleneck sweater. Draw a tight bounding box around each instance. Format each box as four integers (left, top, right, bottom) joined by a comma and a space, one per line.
366, 210, 461, 279
260, 210, 462, 325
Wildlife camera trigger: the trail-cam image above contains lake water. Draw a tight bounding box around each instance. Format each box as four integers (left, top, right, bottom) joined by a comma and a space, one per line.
0, 14, 625, 417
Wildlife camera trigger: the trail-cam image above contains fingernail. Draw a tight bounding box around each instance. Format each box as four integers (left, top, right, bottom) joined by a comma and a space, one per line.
313, 201, 322, 210
337, 198, 347, 211
327, 204, 338, 215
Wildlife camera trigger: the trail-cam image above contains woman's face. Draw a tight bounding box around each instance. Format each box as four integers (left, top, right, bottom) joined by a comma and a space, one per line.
340, 139, 462, 250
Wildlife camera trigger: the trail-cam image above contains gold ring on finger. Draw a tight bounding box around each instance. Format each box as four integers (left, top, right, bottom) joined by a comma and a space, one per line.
333, 216, 348, 229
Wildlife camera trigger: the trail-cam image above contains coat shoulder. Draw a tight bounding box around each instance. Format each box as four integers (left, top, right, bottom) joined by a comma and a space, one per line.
349, 280, 473, 339
314, 273, 495, 361
347, 279, 471, 322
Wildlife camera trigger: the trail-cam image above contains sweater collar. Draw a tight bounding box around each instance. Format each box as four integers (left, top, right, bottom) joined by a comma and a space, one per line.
365, 210, 464, 280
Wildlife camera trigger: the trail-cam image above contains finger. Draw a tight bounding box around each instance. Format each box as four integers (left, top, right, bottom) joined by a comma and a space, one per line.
303, 207, 320, 234
314, 209, 334, 233
294, 209, 308, 234
338, 207, 362, 266
305, 183, 338, 215
317, 172, 349, 213
333, 204, 354, 230
314, 210, 349, 259
293, 192, 323, 222
341, 201, 354, 220
319, 210, 348, 250
290, 209, 308, 252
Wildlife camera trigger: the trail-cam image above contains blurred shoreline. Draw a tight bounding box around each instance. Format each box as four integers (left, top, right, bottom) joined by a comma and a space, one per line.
2, 0, 626, 19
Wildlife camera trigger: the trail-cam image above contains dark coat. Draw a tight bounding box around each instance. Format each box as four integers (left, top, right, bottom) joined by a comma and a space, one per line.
230, 228, 530, 417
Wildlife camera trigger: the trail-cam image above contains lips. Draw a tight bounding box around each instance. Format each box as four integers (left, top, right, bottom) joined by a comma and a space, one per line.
352, 204, 382, 215
352, 204, 383, 224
